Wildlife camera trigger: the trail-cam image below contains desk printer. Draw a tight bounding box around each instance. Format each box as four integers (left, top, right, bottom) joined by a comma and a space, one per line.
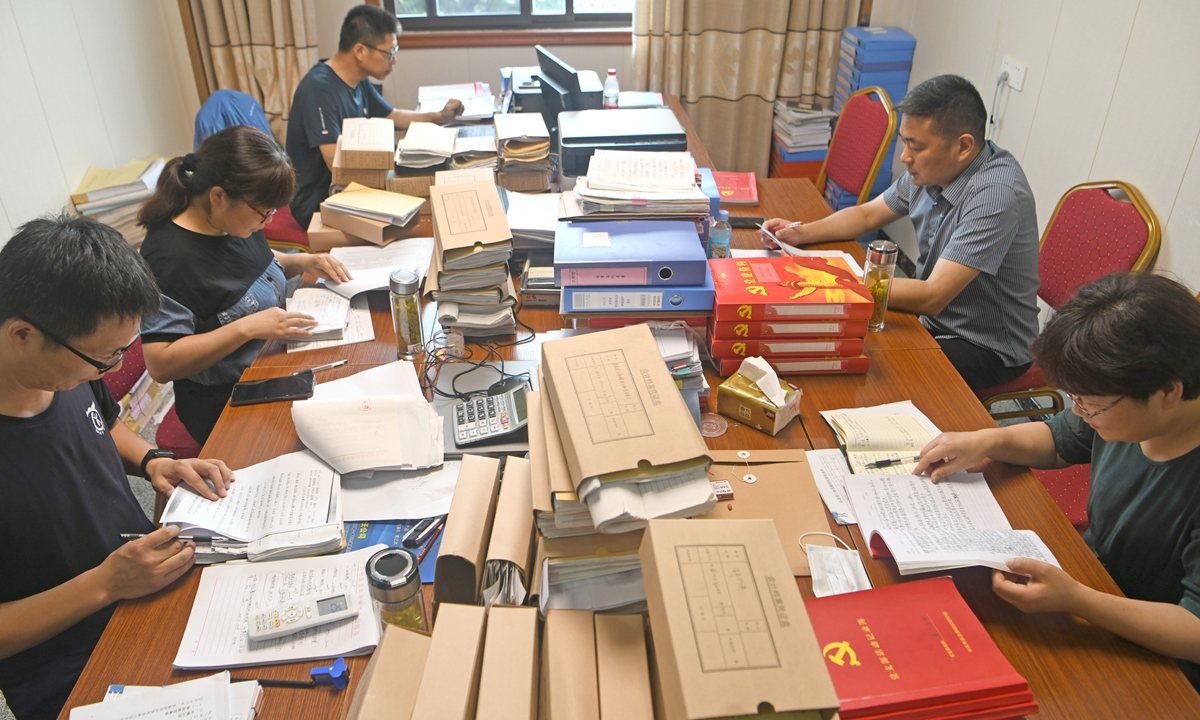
557, 107, 689, 177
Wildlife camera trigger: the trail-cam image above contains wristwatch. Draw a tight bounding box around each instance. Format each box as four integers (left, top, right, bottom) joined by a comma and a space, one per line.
140, 448, 176, 478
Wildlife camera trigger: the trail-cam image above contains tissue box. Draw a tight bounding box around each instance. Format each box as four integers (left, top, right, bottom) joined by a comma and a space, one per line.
716, 371, 801, 436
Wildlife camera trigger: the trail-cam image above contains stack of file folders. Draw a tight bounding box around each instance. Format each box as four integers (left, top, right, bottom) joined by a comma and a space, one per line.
396, 121, 457, 169
417, 81, 496, 123
320, 182, 424, 243
71, 155, 166, 247
566, 149, 711, 218
451, 125, 498, 170
773, 102, 837, 154
504, 188, 559, 248
427, 178, 516, 336
493, 112, 552, 192
708, 256, 874, 376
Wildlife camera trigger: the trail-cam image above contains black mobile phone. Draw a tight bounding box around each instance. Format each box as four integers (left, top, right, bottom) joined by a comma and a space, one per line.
229, 370, 315, 406
728, 216, 765, 229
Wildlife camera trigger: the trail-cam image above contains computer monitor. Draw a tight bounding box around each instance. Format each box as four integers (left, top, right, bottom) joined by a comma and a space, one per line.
534, 45, 602, 134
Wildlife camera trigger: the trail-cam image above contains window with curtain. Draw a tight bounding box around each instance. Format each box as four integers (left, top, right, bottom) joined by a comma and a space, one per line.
383, 0, 634, 30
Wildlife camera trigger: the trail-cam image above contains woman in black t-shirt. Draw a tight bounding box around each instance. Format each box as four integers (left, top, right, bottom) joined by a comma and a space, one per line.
138, 126, 352, 443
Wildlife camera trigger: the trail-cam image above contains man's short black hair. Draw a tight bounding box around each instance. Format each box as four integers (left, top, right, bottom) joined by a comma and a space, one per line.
1033, 272, 1200, 402
896, 74, 987, 147
0, 214, 161, 342
339, 4, 401, 53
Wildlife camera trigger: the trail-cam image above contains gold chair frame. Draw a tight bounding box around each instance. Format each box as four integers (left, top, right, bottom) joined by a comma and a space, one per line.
816, 86, 898, 206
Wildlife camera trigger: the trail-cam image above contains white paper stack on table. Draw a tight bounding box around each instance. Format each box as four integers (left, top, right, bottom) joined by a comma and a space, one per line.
292, 360, 443, 478
564, 149, 711, 219
397, 121, 457, 168
70, 672, 257, 720
322, 237, 436, 299
286, 294, 374, 353
417, 81, 496, 123
427, 178, 517, 336
772, 100, 837, 153
159, 450, 344, 563
505, 189, 559, 247
451, 125, 498, 169
493, 112, 552, 192
71, 155, 166, 247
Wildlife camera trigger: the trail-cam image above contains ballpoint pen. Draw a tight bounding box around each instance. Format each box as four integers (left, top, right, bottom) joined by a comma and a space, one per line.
120, 533, 229, 543
306, 359, 348, 374
863, 455, 922, 469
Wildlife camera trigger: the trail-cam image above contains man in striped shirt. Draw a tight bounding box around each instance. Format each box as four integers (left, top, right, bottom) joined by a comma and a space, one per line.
763, 74, 1040, 391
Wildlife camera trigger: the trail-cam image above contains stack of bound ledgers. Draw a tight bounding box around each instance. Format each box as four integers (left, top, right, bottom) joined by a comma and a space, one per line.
451, 125, 498, 170
565, 149, 711, 218
493, 112, 551, 192
396, 121, 457, 169
527, 324, 716, 614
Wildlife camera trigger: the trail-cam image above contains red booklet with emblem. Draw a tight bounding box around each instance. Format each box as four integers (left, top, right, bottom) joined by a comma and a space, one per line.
714, 353, 870, 376
712, 170, 759, 206
709, 336, 866, 359
710, 257, 875, 321
710, 318, 869, 339
804, 578, 1035, 720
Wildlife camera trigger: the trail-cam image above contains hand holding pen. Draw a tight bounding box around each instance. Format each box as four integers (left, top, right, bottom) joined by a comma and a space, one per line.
759, 218, 804, 249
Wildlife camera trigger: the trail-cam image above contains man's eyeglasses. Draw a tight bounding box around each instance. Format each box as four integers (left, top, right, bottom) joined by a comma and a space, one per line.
1065, 392, 1124, 420
248, 204, 278, 223
363, 43, 400, 62
21, 316, 137, 374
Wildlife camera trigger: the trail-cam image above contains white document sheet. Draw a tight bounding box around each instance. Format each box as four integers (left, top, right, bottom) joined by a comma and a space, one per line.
876, 527, 1060, 574
579, 472, 717, 535
820, 400, 943, 444
292, 395, 443, 476
324, 238, 436, 299
160, 450, 336, 542
340, 117, 394, 152
805, 449, 856, 525
72, 672, 229, 720
341, 461, 461, 521
505, 191, 560, 235
101, 675, 260, 720
493, 112, 550, 141
585, 149, 697, 191
285, 288, 350, 336
173, 546, 384, 670
311, 360, 423, 400
287, 294, 374, 353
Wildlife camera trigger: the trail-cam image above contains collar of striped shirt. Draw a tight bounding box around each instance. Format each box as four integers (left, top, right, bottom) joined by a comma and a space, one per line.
929, 141, 996, 207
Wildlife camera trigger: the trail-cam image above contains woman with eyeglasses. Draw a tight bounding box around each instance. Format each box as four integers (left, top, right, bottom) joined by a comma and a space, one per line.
913, 271, 1200, 690
137, 125, 351, 444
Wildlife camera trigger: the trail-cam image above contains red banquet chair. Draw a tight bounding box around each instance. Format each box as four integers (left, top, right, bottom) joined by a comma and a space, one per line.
816, 86, 898, 207
102, 338, 202, 460
262, 204, 311, 252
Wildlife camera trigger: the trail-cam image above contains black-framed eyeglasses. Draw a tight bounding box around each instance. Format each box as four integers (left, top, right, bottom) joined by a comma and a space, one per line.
363, 43, 400, 62
248, 204, 278, 222
1065, 392, 1124, 420
21, 316, 137, 374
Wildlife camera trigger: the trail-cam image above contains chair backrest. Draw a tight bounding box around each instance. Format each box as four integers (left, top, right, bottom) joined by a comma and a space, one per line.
1038, 181, 1161, 310
194, 89, 275, 150
818, 87, 897, 205
103, 337, 147, 401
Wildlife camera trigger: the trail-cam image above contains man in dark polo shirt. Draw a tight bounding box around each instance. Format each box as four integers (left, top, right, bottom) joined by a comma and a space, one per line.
763, 75, 1040, 391
286, 5, 464, 229
0, 215, 234, 720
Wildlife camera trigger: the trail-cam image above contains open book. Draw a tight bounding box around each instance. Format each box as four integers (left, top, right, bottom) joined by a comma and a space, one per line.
285, 288, 350, 340
845, 473, 1060, 574
159, 450, 343, 563
826, 412, 937, 474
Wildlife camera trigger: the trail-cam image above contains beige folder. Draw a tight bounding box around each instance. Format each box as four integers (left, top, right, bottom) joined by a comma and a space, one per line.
541, 609, 599, 720
434, 454, 502, 608
476, 605, 539, 720
595, 615, 653, 720
484, 455, 536, 586
410, 603, 488, 720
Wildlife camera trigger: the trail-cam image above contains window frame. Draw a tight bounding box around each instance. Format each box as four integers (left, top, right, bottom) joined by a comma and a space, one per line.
383, 0, 632, 31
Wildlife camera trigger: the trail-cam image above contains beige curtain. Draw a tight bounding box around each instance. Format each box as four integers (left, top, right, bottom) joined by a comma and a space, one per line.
190, 0, 319, 143
632, 0, 846, 175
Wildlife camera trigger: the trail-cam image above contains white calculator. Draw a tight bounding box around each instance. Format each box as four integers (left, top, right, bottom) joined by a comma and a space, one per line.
453, 383, 530, 448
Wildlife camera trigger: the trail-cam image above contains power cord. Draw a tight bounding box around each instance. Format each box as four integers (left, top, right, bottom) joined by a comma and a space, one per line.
987, 70, 1009, 141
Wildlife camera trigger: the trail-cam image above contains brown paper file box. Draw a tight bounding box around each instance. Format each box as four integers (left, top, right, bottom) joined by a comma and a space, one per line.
697, 450, 836, 576
435, 454, 502, 609
319, 202, 416, 246
541, 609, 599, 720
307, 212, 372, 253
529, 529, 643, 609
527, 390, 554, 517
346, 624, 432, 720
484, 455, 536, 595
411, 603, 489, 720
595, 614, 654, 720
476, 605, 539, 720
640, 519, 840, 720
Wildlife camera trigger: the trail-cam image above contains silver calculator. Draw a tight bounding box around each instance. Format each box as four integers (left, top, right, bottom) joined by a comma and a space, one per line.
453, 384, 531, 447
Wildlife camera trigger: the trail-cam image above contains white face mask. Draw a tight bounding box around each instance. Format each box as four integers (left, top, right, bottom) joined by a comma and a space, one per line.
800, 533, 873, 597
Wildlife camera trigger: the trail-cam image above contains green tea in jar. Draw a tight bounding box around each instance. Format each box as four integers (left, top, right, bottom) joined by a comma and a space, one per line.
862, 240, 898, 332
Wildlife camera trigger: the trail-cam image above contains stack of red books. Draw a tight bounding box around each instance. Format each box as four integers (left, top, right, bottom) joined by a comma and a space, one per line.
708, 256, 873, 376
805, 577, 1038, 720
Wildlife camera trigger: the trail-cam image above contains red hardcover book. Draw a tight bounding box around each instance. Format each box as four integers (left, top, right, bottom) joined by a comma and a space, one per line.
804, 578, 1033, 720
711, 257, 874, 321
714, 353, 870, 376
711, 170, 759, 206
709, 336, 866, 358
859, 691, 1036, 720
710, 318, 870, 338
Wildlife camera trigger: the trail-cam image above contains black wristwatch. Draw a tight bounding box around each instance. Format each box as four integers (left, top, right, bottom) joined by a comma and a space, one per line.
140, 448, 176, 478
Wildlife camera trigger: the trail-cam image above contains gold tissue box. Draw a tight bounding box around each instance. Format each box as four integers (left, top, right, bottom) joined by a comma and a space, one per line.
716, 372, 802, 436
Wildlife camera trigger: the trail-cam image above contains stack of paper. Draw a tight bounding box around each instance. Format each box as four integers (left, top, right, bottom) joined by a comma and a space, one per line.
772, 101, 836, 153
432, 275, 517, 308
323, 182, 424, 227
286, 294, 374, 353
159, 450, 344, 563
451, 125, 498, 170
825, 411, 936, 475
71, 156, 166, 247
493, 112, 551, 192
530, 384, 598, 540
568, 150, 710, 216
322, 238, 436, 299
535, 530, 647, 614
285, 288, 350, 340
418, 81, 496, 123
71, 672, 257, 720
505, 190, 559, 247
397, 122, 457, 168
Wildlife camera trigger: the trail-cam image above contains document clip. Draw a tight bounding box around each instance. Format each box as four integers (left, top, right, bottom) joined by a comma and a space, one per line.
733, 450, 757, 484
310, 657, 350, 690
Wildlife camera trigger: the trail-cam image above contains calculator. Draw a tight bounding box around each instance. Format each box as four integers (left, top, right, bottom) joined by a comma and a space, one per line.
453, 383, 531, 447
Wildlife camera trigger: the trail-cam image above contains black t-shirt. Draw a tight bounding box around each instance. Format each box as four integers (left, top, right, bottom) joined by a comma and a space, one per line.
0, 381, 154, 720
286, 62, 394, 229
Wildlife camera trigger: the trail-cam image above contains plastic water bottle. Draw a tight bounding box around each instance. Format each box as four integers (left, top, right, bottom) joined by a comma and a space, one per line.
709, 210, 732, 259
603, 69, 619, 109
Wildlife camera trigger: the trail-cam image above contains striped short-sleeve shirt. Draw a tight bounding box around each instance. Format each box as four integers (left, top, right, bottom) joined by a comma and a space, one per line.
883, 141, 1040, 367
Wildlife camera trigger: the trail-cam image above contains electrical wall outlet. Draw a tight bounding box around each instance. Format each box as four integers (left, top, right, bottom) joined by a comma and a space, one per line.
1000, 56, 1027, 92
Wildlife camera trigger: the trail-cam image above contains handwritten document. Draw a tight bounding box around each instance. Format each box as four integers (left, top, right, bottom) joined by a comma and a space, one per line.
826, 412, 938, 475
286, 288, 350, 336
71, 672, 230, 720
805, 449, 856, 524
160, 450, 336, 542
287, 294, 374, 353
173, 546, 383, 669
585, 149, 697, 191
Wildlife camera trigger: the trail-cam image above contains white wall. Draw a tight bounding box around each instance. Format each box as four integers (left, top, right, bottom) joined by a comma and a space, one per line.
870, 0, 1200, 292
0, 0, 199, 245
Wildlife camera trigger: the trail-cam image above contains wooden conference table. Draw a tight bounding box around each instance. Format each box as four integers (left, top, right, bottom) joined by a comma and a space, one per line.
61, 168, 1200, 720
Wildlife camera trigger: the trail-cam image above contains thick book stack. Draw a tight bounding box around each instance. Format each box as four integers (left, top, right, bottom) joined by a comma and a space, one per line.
708, 256, 873, 376
71, 156, 166, 247
805, 577, 1038, 720
831, 26, 917, 210
773, 102, 837, 154
450, 125, 498, 170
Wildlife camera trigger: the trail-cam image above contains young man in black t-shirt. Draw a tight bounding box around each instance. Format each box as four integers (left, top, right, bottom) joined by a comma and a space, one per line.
286, 5, 463, 229
0, 215, 234, 720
